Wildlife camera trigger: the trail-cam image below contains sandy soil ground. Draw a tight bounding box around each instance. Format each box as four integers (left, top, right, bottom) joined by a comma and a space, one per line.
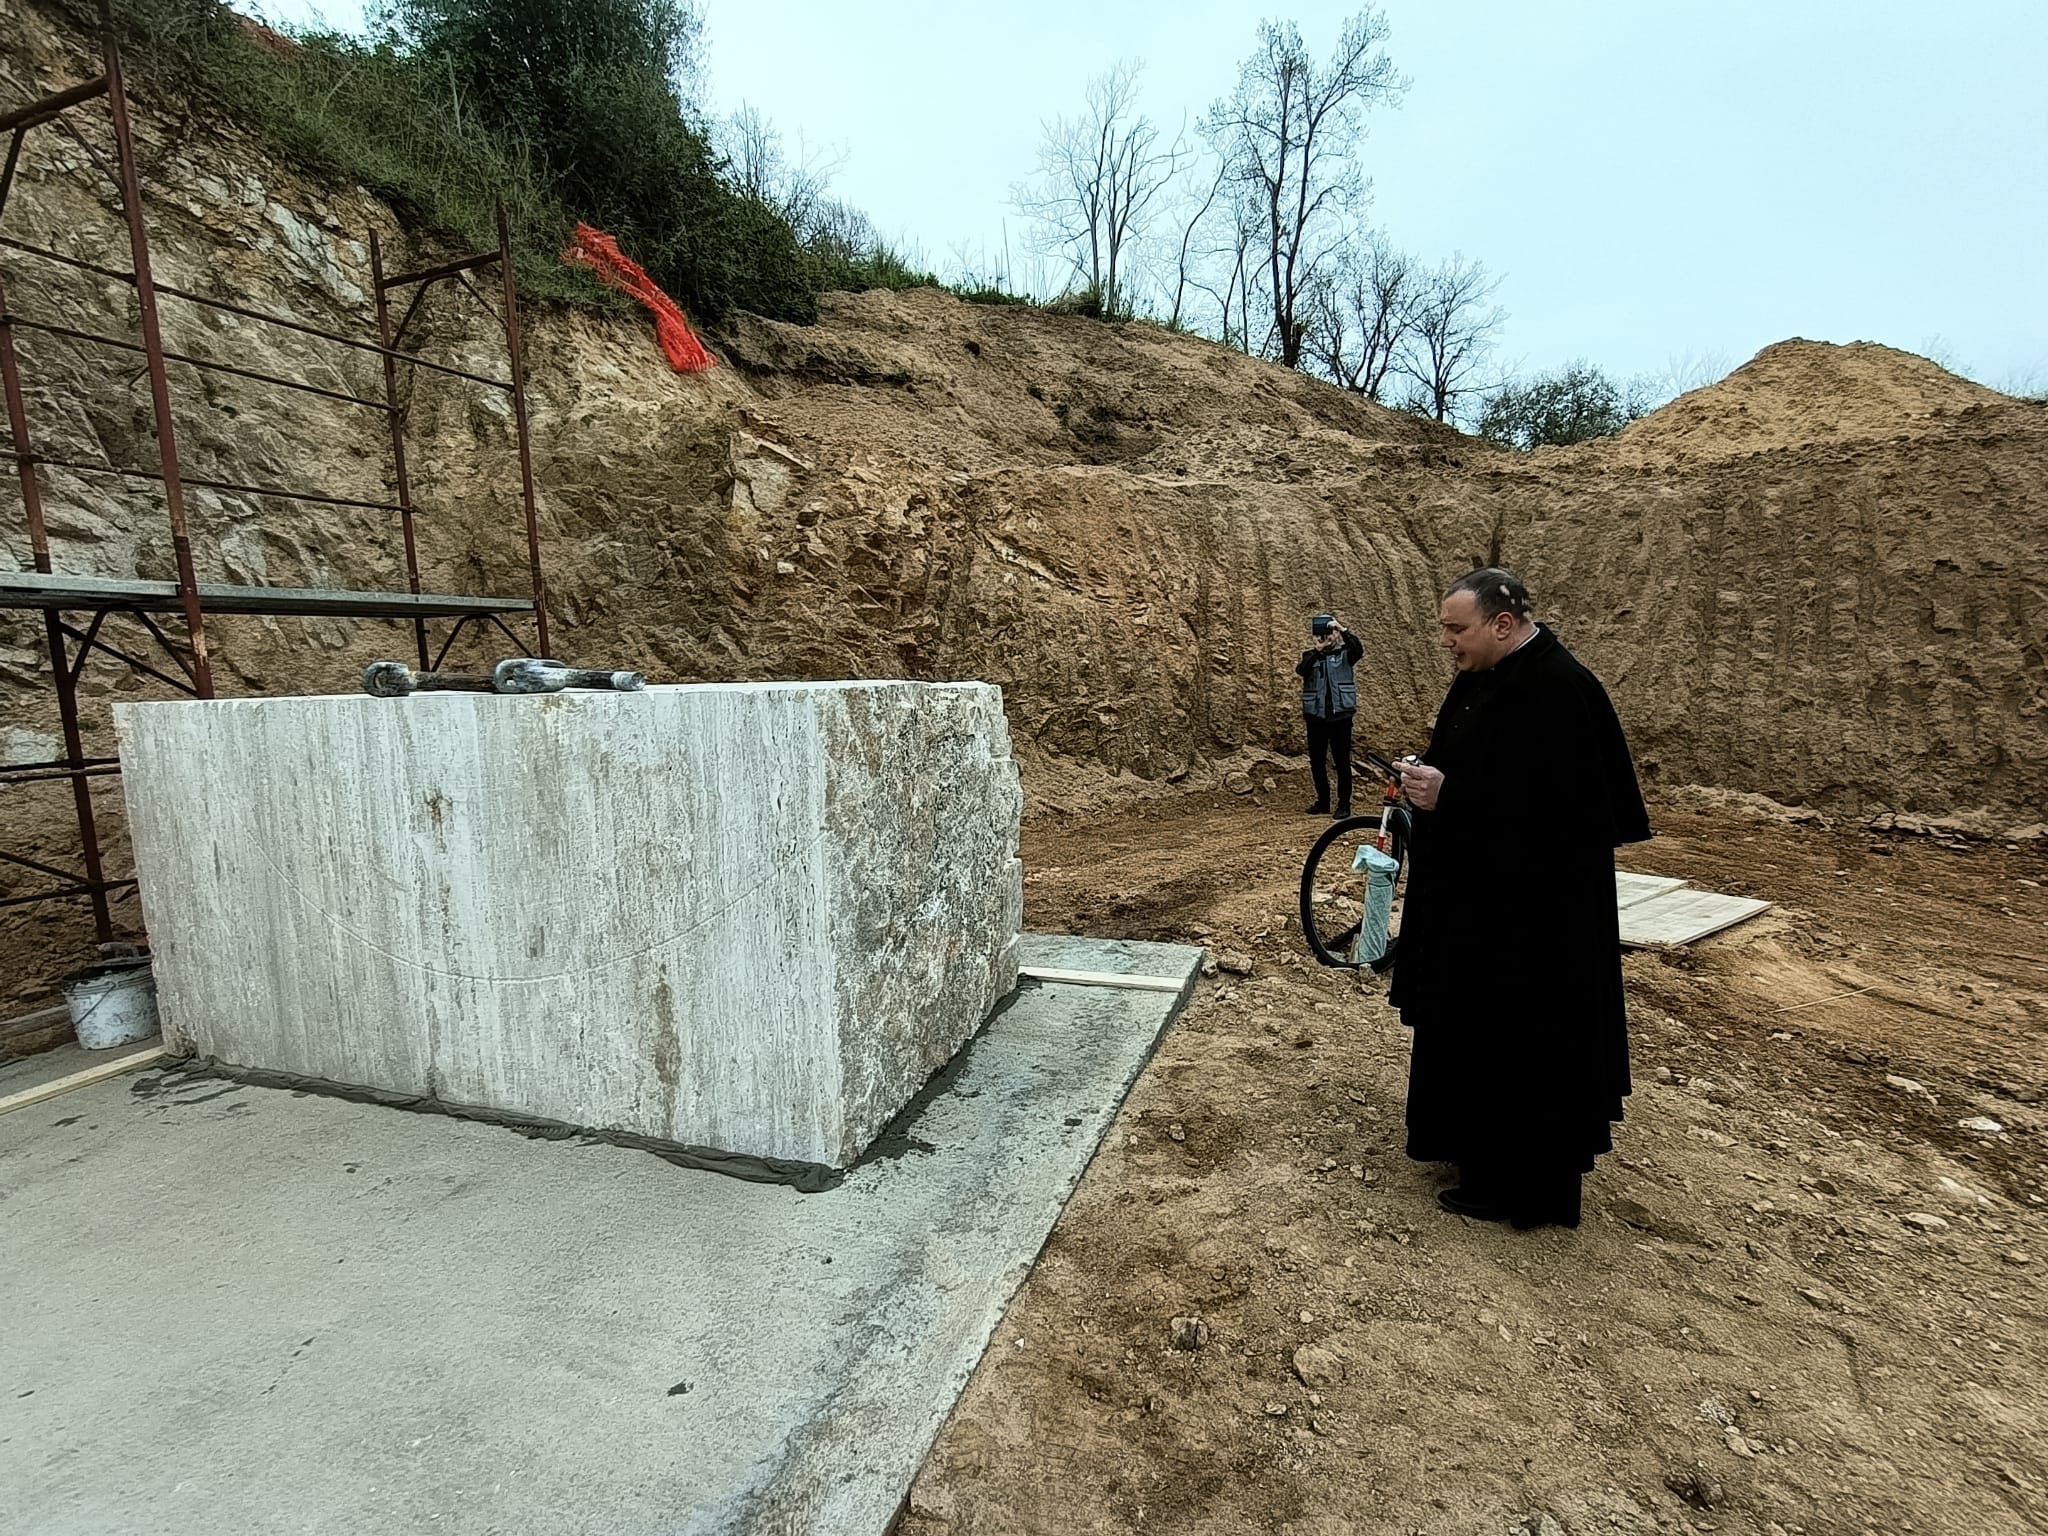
903, 780, 2048, 1536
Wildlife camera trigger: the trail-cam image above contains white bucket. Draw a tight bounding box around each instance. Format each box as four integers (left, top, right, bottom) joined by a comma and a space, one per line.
64, 963, 160, 1051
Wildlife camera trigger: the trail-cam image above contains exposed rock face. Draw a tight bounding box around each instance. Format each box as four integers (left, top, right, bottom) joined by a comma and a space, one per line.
2, 0, 2042, 1017
115, 681, 1023, 1167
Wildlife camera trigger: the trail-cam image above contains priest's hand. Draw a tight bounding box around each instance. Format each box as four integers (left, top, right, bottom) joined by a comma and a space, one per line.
1394, 759, 1443, 811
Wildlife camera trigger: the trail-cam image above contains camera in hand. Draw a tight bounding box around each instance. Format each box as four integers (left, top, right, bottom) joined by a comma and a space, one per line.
1310, 613, 1335, 637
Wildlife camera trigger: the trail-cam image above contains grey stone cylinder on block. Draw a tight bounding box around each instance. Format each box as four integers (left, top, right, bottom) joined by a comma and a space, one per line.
114, 681, 1024, 1168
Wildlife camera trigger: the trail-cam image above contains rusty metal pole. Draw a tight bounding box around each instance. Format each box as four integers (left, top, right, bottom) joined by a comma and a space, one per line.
102, 18, 213, 697
0, 276, 53, 573
369, 230, 429, 669
0, 275, 112, 939
0, 128, 25, 221
496, 202, 549, 657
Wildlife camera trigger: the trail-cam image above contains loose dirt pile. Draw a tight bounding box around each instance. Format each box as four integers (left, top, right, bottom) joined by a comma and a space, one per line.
903, 785, 2048, 1536
1596, 340, 2020, 465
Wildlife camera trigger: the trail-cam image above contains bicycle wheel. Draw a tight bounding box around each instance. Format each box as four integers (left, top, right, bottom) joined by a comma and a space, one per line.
1298, 809, 1410, 971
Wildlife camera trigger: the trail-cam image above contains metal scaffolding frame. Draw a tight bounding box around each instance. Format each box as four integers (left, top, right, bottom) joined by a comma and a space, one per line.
0, 7, 550, 946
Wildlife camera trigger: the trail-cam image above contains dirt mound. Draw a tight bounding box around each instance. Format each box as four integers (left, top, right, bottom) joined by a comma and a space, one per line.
1598, 339, 2019, 463
724, 287, 1461, 479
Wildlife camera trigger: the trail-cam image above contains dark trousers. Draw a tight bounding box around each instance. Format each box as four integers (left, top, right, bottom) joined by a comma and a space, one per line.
1304, 712, 1353, 810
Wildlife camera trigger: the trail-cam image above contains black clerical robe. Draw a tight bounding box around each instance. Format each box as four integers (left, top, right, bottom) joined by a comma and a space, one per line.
1390, 625, 1651, 1212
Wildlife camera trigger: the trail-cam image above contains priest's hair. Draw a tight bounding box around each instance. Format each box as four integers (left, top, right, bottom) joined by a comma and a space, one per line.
1446, 567, 1532, 622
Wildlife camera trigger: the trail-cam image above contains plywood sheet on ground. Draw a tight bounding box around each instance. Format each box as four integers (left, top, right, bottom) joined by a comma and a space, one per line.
1616, 871, 1690, 909
1618, 886, 1772, 947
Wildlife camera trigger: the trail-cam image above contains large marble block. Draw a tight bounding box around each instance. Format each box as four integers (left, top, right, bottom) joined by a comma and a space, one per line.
114, 682, 1024, 1168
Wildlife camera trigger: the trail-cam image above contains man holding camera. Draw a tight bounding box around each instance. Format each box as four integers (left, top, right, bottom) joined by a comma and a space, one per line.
1389, 568, 1649, 1230
1296, 612, 1363, 818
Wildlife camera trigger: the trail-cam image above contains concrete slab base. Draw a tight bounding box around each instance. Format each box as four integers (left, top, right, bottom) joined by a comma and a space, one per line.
0, 935, 1198, 1536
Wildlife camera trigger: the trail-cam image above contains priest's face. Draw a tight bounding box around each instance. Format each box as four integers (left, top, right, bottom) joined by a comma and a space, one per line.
1439, 590, 1518, 671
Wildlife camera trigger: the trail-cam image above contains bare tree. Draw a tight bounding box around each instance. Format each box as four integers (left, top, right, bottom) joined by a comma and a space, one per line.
1015, 61, 1186, 317
1304, 231, 1415, 398
1397, 254, 1506, 424
1661, 346, 1732, 396
1918, 333, 1970, 376
1164, 152, 1229, 331
1622, 347, 1732, 416
1203, 10, 1405, 368
1997, 360, 2048, 401
804, 198, 879, 267
717, 102, 844, 242
1180, 187, 1261, 352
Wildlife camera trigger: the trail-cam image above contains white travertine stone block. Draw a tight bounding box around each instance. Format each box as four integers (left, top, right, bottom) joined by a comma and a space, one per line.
114, 682, 1023, 1168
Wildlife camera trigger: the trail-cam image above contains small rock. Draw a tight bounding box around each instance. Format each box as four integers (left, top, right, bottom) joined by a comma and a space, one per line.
1477, 1309, 1499, 1327
1217, 950, 1254, 977
1299, 1310, 1315, 1324
1292, 1343, 1346, 1389
1654, 1066, 1673, 1084
1169, 1315, 1209, 1351
1263, 1400, 1290, 1417
1886, 1074, 1936, 1101
1260, 776, 1277, 793
1798, 1287, 1836, 1309
1901, 1211, 1950, 1232
1723, 1426, 1755, 1458
1958, 1116, 2006, 1134
908, 1478, 957, 1522
1664, 1468, 1722, 1510
2003, 1250, 2033, 1266
1167, 1121, 1186, 1143
1610, 1197, 1710, 1246
1200, 954, 1220, 978
1534, 1516, 1566, 1536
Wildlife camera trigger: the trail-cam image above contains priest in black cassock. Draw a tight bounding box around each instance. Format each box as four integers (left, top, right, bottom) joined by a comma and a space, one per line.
1389, 568, 1650, 1229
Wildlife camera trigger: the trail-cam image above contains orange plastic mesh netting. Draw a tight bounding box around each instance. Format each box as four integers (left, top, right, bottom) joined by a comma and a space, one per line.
561, 223, 716, 373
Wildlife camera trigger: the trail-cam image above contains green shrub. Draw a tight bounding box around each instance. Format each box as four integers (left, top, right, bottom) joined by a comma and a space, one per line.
100, 0, 588, 300
93, 0, 915, 322
1478, 363, 1643, 449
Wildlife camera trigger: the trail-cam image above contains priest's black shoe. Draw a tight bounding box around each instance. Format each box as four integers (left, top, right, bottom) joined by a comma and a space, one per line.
1304, 802, 1330, 816
1332, 803, 1352, 819
1436, 1187, 1508, 1221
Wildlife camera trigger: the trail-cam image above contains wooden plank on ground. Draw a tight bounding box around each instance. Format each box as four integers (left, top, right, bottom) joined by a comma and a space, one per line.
1619, 888, 1772, 948
0, 1045, 165, 1118
1616, 871, 1689, 909
1019, 966, 1190, 995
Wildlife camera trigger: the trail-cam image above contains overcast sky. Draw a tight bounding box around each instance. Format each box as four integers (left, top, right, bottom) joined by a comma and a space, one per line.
254, 0, 2047, 393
